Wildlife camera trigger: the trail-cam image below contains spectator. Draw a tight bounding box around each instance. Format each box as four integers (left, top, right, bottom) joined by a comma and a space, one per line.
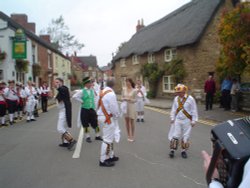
221, 77, 232, 111
230, 78, 240, 112
121, 78, 137, 142
204, 75, 216, 111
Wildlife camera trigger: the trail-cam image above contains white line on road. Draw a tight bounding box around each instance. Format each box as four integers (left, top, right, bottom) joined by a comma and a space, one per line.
72, 127, 84, 159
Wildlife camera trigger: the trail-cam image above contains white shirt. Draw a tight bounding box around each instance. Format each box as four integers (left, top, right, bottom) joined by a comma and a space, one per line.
97, 87, 120, 118
72, 87, 94, 104
170, 94, 198, 123
24, 86, 37, 100
40, 85, 50, 94
136, 85, 147, 98
3, 87, 19, 100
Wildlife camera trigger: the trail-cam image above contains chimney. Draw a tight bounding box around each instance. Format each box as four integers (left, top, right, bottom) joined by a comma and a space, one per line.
74, 51, 77, 57
11, 13, 36, 33
40, 35, 51, 43
136, 18, 145, 32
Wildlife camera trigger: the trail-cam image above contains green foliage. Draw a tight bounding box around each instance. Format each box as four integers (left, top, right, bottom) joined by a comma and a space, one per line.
40, 15, 84, 53
141, 63, 164, 98
15, 59, 29, 73
165, 58, 186, 83
217, 3, 250, 79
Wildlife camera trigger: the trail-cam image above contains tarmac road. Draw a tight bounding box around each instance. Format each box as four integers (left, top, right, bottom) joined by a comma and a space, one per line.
0, 101, 218, 188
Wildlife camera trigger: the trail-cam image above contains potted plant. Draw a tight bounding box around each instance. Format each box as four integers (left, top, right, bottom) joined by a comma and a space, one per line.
0, 50, 7, 60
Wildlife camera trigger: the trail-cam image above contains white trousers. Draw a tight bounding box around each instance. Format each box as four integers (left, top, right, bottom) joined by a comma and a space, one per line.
57, 106, 68, 143
26, 99, 35, 120
98, 116, 119, 162
136, 98, 145, 112
172, 118, 192, 143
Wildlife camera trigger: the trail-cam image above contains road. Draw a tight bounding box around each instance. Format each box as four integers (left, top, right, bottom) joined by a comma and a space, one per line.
0, 101, 214, 188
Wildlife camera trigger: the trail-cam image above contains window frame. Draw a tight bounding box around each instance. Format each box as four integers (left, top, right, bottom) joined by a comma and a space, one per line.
164, 48, 177, 62
162, 75, 175, 92
132, 55, 139, 65
148, 53, 155, 64
120, 58, 126, 67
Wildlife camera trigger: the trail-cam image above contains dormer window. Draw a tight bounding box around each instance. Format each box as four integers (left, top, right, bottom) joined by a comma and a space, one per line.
120, 58, 126, 67
148, 53, 155, 64
164, 48, 177, 62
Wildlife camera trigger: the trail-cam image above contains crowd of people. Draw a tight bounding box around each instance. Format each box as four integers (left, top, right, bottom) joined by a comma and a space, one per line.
0, 80, 50, 127
204, 75, 241, 112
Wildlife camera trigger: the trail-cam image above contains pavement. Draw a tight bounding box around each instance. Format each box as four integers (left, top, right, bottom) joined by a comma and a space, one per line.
116, 94, 250, 124
144, 97, 250, 124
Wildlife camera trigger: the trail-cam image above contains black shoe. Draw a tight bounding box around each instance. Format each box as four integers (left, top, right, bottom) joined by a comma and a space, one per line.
136, 119, 140, 122
95, 136, 103, 141
108, 156, 119, 162
99, 160, 115, 167
59, 143, 70, 147
141, 119, 144, 122
68, 140, 77, 150
31, 119, 36, 121
9, 121, 13, 125
169, 151, 174, 158
26, 120, 30, 123
181, 151, 188, 159
86, 137, 92, 143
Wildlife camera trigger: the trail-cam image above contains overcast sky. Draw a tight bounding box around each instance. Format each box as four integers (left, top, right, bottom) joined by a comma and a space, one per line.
1, 0, 191, 67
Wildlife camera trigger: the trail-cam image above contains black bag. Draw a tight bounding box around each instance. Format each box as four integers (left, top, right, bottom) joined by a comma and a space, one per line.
206, 116, 250, 188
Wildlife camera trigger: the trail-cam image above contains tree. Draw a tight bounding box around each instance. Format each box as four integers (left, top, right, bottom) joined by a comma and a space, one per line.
40, 15, 84, 53
216, 2, 250, 79
141, 63, 164, 98
164, 58, 186, 84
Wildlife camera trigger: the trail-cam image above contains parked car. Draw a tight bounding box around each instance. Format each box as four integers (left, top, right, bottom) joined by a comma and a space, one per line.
240, 82, 250, 92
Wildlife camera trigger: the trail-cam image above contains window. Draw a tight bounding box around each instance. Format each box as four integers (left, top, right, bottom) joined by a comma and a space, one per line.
148, 53, 155, 64
83, 72, 89, 77
163, 75, 175, 92
32, 45, 36, 64
48, 54, 52, 69
92, 71, 96, 78
121, 76, 127, 89
132, 55, 139, 65
0, 70, 3, 80
164, 48, 177, 62
88, 66, 93, 71
120, 59, 126, 67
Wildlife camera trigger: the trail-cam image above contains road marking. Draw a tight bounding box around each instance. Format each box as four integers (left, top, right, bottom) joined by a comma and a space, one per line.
72, 127, 84, 159
145, 106, 218, 126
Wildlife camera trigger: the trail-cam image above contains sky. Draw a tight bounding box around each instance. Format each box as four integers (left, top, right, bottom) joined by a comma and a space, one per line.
0, 0, 191, 67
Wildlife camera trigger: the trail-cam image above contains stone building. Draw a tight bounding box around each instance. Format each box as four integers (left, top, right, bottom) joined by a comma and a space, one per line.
111, 0, 241, 100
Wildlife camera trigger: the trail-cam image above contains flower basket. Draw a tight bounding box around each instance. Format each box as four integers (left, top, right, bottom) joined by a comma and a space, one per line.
0, 51, 7, 60
15, 59, 29, 73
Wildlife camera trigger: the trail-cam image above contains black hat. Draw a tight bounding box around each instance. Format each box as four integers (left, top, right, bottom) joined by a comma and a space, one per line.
82, 77, 91, 85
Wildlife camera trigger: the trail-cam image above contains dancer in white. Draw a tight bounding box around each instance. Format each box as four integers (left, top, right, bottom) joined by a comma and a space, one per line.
135, 80, 147, 122
24, 81, 37, 122
97, 77, 120, 167
168, 84, 198, 158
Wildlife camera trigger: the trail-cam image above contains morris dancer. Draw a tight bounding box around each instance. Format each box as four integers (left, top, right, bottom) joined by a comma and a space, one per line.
168, 84, 198, 159
3, 80, 19, 125
135, 80, 147, 122
24, 81, 37, 122
72, 77, 102, 143
97, 77, 120, 167
54, 77, 76, 150
0, 81, 7, 126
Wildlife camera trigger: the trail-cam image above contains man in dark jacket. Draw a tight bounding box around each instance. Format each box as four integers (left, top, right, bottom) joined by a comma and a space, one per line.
204, 75, 216, 111
54, 78, 76, 150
